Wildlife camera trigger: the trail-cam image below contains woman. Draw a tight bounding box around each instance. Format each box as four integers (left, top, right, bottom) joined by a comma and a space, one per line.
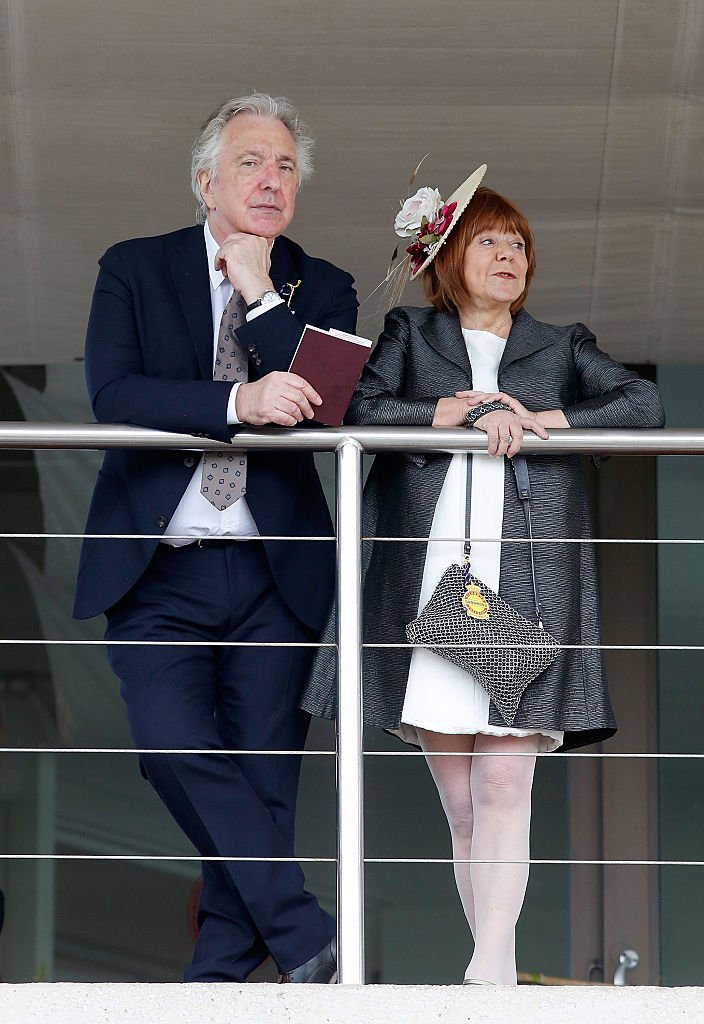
302, 166, 665, 984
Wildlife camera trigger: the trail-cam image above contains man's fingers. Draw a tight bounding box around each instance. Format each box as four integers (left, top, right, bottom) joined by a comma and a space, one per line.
244, 372, 324, 424
273, 396, 306, 421
270, 409, 300, 427
287, 374, 322, 405
262, 385, 316, 421
269, 391, 307, 424
277, 386, 315, 419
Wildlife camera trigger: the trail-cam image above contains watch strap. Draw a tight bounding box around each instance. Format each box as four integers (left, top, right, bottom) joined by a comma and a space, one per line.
245, 290, 279, 314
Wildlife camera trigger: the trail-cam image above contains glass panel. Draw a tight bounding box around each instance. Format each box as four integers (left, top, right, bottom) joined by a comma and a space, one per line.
657, 365, 704, 986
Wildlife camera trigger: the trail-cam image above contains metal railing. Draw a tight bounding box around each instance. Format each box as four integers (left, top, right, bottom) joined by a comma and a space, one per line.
1, 423, 704, 985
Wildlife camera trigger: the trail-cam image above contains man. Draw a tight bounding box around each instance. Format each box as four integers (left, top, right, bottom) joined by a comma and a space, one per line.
74, 93, 357, 983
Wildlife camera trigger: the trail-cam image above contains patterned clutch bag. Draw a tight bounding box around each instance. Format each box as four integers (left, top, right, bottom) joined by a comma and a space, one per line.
405, 455, 560, 726
405, 561, 559, 726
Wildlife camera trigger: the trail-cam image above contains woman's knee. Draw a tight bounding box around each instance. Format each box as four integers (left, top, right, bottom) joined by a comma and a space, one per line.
471, 757, 534, 814
443, 794, 474, 843
424, 760, 474, 842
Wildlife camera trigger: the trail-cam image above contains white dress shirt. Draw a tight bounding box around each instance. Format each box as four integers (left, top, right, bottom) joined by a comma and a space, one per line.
162, 222, 284, 545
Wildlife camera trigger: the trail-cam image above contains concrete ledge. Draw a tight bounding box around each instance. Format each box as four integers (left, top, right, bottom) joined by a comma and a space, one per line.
1, 983, 703, 1024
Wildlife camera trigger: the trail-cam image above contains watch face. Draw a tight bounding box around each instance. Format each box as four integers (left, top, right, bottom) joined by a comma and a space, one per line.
260, 290, 279, 306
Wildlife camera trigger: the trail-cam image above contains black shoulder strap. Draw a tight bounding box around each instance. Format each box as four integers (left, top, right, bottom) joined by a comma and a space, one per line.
464, 454, 545, 627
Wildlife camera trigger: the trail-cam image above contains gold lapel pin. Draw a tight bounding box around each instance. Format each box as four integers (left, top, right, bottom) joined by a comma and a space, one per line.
279, 279, 302, 308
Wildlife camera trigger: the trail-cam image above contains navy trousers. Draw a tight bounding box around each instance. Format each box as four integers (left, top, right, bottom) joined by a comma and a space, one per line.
104, 540, 334, 980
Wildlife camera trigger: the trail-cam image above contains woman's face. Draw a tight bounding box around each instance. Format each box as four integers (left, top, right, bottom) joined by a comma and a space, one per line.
461, 226, 528, 308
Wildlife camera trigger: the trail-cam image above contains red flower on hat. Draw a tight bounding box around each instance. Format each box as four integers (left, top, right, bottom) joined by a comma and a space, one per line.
406, 240, 427, 275
430, 201, 457, 236
405, 200, 458, 271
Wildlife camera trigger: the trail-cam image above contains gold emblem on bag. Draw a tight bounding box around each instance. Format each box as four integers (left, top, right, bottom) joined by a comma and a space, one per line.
462, 584, 490, 620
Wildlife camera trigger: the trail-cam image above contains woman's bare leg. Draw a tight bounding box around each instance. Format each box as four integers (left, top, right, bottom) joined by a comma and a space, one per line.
465, 733, 539, 984
416, 729, 477, 937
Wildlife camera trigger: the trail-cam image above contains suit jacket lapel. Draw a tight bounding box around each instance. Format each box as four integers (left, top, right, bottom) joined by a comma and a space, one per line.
169, 226, 213, 380
500, 308, 555, 374
419, 309, 473, 382
268, 236, 297, 297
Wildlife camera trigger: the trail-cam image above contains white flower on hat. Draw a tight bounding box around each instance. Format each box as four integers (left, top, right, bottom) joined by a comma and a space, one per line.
393, 187, 443, 237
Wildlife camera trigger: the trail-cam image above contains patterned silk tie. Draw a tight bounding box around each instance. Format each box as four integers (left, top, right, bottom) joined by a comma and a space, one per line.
200, 290, 248, 510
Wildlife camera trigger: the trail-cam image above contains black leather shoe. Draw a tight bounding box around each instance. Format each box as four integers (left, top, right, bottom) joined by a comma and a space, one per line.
278, 938, 337, 984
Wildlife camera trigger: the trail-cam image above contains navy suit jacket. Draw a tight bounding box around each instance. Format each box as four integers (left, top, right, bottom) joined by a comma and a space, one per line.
73, 225, 358, 626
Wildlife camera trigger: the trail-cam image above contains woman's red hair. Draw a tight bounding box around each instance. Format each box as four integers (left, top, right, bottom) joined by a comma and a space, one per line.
423, 187, 536, 316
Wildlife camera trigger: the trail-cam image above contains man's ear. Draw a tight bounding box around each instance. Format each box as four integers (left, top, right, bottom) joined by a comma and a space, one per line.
197, 168, 215, 211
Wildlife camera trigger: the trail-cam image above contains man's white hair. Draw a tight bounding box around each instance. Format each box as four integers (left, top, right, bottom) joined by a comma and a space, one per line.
190, 92, 315, 224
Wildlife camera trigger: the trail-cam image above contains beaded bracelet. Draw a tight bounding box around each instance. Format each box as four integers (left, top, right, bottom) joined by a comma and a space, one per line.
464, 401, 513, 429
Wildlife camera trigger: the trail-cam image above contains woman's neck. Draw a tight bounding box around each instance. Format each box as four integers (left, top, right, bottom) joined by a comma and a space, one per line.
457, 303, 513, 339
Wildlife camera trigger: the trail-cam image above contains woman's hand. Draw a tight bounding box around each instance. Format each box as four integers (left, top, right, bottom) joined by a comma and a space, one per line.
455, 390, 569, 430
433, 391, 501, 427
456, 389, 531, 417
472, 408, 549, 458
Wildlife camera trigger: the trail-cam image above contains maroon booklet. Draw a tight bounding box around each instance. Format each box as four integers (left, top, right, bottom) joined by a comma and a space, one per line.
288, 324, 372, 427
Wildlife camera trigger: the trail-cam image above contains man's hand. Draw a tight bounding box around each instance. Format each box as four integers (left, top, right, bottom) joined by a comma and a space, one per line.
235, 372, 322, 426
472, 409, 549, 458
215, 233, 275, 306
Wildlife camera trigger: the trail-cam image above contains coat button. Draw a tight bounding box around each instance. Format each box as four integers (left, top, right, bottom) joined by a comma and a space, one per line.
248, 345, 256, 353
254, 357, 262, 366
183, 455, 195, 468
156, 516, 167, 528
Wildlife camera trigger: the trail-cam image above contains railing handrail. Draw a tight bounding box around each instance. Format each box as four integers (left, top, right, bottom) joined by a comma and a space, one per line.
0, 423, 703, 455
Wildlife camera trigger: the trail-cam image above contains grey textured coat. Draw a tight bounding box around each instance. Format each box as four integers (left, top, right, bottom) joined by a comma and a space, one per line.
301, 306, 665, 750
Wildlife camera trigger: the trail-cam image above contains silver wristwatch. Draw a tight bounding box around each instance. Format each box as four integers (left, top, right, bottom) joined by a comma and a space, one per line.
246, 290, 280, 314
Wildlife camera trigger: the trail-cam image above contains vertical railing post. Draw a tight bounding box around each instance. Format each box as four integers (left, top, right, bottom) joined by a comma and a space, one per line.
335, 438, 365, 984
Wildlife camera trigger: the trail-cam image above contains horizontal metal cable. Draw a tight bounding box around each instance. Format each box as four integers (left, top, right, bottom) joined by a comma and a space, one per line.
0, 853, 701, 866
1, 533, 702, 544
365, 750, 704, 759
365, 858, 704, 867
0, 639, 332, 647
0, 533, 335, 541
0, 853, 334, 863
368, 643, 704, 651
1, 747, 335, 755
362, 536, 704, 545
0, 640, 701, 651
2, 748, 703, 759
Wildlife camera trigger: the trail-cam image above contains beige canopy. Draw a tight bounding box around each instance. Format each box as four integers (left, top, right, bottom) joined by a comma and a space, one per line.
1, 0, 702, 365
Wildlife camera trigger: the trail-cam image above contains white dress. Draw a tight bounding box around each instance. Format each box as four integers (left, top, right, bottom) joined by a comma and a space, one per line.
397, 328, 563, 752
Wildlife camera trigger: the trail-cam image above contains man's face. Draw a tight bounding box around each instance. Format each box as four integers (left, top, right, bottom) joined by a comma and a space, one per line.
198, 114, 299, 242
